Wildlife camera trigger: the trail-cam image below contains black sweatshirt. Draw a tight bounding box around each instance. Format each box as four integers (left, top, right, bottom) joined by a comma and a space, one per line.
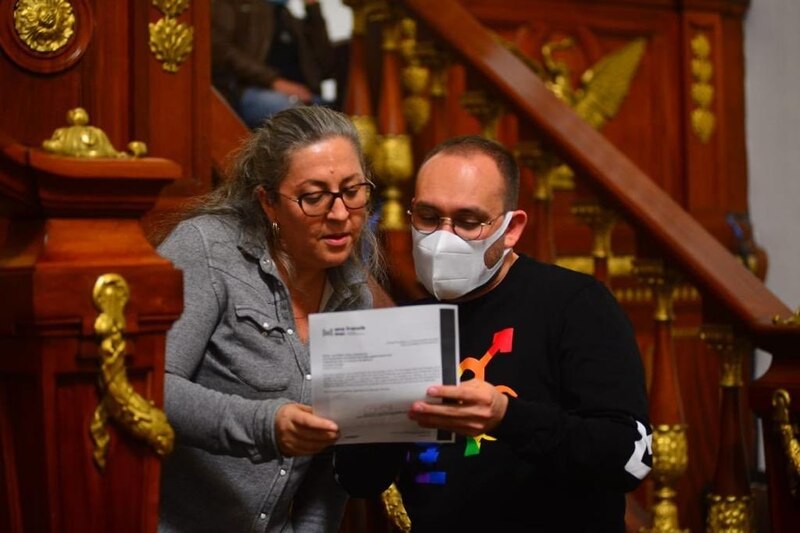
335, 256, 652, 532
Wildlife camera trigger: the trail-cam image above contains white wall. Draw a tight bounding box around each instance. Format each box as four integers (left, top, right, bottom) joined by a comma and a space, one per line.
288, 0, 352, 42
745, 1, 800, 317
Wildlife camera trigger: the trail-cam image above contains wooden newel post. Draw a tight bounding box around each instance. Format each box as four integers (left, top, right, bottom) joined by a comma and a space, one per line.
0, 132, 183, 532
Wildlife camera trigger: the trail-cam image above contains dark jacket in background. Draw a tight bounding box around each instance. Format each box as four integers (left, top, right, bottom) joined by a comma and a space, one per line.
211, 0, 335, 105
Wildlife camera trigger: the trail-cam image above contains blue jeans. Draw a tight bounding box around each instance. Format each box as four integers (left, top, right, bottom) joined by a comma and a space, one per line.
238, 87, 329, 129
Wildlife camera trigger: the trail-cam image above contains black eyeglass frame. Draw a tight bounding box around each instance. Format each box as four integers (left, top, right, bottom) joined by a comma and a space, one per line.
277, 181, 375, 217
406, 208, 505, 241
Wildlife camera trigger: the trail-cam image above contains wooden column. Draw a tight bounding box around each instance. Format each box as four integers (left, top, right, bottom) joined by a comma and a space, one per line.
636, 259, 688, 533
367, 6, 424, 301
0, 140, 182, 533
460, 89, 504, 141
343, 0, 378, 160
700, 325, 754, 532
572, 199, 618, 287
515, 135, 557, 264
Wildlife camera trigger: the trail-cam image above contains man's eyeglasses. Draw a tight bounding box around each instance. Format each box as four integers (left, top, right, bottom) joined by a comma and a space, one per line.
279, 182, 374, 217
407, 206, 503, 241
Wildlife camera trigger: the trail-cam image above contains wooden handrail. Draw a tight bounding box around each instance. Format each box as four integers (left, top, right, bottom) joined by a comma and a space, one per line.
402, 0, 791, 331
210, 88, 250, 179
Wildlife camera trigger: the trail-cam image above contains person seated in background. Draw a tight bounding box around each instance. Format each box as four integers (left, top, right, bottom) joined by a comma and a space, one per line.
212, 0, 335, 129
157, 106, 389, 532
334, 136, 652, 532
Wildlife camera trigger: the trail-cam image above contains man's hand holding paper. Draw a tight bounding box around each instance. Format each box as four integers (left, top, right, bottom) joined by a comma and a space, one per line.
309, 304, 459, 444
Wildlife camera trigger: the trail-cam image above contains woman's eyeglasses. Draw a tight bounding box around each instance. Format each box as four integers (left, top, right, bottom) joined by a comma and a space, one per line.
279, 182, 374, 217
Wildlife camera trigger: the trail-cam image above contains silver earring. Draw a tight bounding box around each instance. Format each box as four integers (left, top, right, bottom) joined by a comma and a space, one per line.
272, 221, 280, 235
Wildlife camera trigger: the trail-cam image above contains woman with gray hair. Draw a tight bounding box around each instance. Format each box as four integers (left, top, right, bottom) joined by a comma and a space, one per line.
158, 106, 387, 532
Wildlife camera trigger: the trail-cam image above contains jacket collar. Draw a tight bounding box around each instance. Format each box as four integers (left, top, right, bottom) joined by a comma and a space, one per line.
237, 224, 367, 308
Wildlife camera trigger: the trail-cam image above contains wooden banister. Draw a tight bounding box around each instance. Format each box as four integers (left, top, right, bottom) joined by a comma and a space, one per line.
210, 88, 249, 179
402, 0, 791, 328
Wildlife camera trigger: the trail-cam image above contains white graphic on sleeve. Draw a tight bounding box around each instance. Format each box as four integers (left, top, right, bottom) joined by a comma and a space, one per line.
624, 420, 653, 480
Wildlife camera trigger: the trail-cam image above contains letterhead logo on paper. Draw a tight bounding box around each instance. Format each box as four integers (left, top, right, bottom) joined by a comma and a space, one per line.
321, 325, 366, 337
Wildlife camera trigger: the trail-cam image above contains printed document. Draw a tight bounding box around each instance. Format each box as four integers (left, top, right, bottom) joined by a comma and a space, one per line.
309, 304, 458, 444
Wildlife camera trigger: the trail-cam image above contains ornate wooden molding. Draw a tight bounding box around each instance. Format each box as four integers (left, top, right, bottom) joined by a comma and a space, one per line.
13, 0, 75, 52
0, 0, 93, 73
773, 307, 800, 327
689, 33, 716, 143
90, 273, 175, 470
42, 108, 147, 159
772, 390, 800, 498
148, 0, 193, 73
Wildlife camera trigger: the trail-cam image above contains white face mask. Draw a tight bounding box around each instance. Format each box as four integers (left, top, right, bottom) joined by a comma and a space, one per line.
412, 212, 513, 300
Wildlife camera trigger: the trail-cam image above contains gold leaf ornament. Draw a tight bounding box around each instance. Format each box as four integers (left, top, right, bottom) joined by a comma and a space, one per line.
42, 107, 147, 158
90, 274, 175, 470
13, 0, 76, 53
690, 33, 715, 143
152, 0, 190, 18
148, 16, 194, 72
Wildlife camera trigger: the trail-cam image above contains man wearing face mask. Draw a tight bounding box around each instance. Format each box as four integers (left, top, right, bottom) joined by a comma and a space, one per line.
334, 136, 652, 532
212, 0, 335, 129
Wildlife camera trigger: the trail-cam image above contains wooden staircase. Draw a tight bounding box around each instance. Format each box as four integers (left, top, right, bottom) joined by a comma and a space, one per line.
1, 0, 798, 531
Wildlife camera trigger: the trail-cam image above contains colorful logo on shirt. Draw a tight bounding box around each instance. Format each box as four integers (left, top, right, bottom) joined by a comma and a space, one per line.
410, 327, 519, 484
459, 327, 517, 456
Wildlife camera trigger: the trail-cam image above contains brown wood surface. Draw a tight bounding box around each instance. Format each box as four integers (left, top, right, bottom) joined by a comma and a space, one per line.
404, 0, 790, 327
210, 88, 249, 180
1, 3, 191, 526
1, 131, 182, 531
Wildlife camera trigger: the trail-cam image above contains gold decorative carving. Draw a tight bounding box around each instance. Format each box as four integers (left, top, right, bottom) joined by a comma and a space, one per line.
699, 325, 751, 388
148, 16, 194, 73
351, 115, 378, 160
652, 424, 689, 483
772, 389, 800, 497
373, 134, 412, 230
149, 0, 193, 73
460, 90, 504, 140
402, 91, 430, 133
90, 274, 174, 470
128, 141, 148, 158
552, 37, 647, 129
417, 44, 450, 100
613, 286, 654, 304
380, 13, 400, 52
42, 107, 148, 159
556, 254, 632, 279
152, 0, 190, 17
13, 0, 75, 53
516, 139, 558, 202
706, 494, 753, 532
634, 259, 681, 322
571, 200, 618, 260
343, 0, 369, 36
381, 483, 411, 532
502, 36, 646, 190
690, 33, 715, 143
609, 284, 700, 305
642, 424, 689, 533
343, 0, 388, 36
772, 307, 800, 327
399, 18, 431, 134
